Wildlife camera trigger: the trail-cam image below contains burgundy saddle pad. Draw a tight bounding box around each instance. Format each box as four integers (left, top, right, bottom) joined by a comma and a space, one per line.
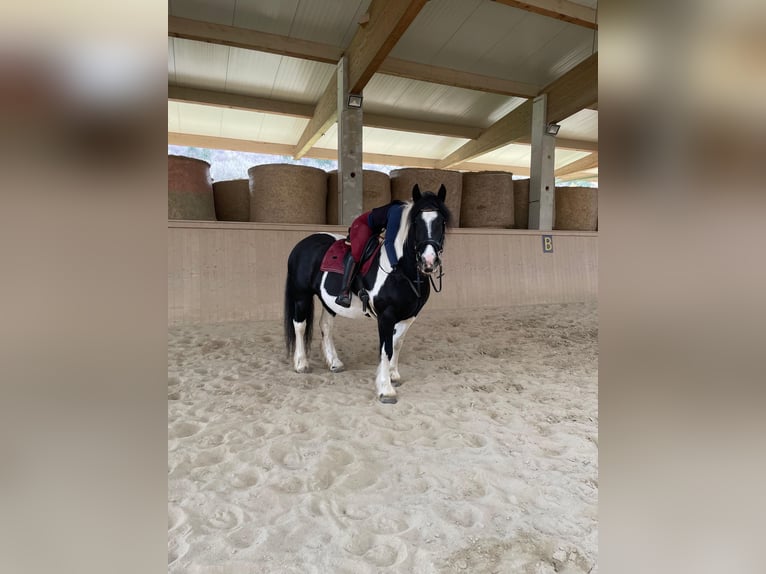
320, 239, 381, 276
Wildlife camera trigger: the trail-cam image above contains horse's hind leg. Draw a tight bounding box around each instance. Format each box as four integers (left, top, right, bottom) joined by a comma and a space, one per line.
292, 320, 310, 372
292, 296, 313, 373
390, 318, 415, 386
319, 308, 344, 372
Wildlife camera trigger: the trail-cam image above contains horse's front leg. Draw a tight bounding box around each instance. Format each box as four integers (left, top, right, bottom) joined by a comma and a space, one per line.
375, 314, 398, 404
319, 307, 344, 372
390, 317, 415, 386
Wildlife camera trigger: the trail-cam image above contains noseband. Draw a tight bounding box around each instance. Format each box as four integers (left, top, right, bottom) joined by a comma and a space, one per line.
414, 238, 444, 262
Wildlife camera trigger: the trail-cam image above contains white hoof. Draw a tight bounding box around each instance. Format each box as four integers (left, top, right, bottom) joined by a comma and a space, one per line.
376, 380, 397, 400
294, 358, 310, 373
330, 360, 345, 373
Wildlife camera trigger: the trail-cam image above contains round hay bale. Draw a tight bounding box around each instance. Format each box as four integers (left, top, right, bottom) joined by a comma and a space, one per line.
513, 178, 530, 229
168, 155, 216, 220
248, 164, 327, 224
389, 168, 463, 226
326, 170, 391, 225
554, 186, 598, 231
213, 179, 249, 222
460, 171, 514, 228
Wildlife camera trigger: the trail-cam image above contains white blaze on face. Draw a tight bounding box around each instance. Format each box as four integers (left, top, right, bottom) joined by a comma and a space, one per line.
421, 211, 439, 268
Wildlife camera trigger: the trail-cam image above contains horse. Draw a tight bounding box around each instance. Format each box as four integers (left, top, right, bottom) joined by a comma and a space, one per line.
283, 184, 451, 403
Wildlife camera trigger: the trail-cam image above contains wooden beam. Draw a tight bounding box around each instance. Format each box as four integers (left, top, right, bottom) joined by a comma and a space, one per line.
555, 152, 598, 177
294, 0, 427, 159
437, 100, 533, 168
515, 135, 598, 152
168, 16, 341, 63
554, 137, 597, 152
438, 52, 598, 168
453, 162, 530, 176
557, 170, 598, 182
169, 132, 428, 168
292, 72, 339, 159
378, 58, 539, 98
543, 52, 598, 123
169, 86, 600, 149
168, 85, 314, 118
169, 85, 480, 139
359, 152, 436, 169
169, 17, 542, 97
168, 131, 538, 173
346, 0, 429, 94
169, 132, 295, 156
168, 126, 596, 168
363, 113, 479, 139
493, 0, 597, 30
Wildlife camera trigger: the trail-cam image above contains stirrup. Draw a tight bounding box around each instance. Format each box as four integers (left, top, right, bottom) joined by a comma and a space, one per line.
335, 292, 352, 308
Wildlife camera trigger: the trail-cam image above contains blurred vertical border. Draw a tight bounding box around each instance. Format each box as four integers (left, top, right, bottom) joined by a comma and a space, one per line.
0, 2, 168, 573
600, 0, 766, 573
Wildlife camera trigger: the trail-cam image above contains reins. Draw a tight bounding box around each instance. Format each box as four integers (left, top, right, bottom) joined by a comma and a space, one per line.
378, 262, 444, 298
404, 265, 444, 297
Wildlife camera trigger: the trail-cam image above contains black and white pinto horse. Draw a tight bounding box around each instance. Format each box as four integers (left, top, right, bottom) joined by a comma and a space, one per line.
284, 184, 451, 403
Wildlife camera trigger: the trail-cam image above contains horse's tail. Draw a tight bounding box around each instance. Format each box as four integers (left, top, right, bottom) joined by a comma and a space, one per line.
283, 271, 314, 357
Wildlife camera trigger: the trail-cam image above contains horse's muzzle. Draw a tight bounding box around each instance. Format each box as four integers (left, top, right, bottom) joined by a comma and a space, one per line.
419, 256, 441, 275
416, 239, 443, 275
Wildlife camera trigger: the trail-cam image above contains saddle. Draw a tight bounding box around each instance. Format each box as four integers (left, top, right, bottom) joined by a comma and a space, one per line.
320, 234, 382, 277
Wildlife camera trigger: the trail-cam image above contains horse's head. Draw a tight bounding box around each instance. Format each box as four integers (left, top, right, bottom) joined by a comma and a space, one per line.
409, 183, 451, 275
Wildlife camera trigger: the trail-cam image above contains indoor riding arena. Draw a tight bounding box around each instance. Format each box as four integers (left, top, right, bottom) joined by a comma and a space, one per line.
168, 1, 598, 572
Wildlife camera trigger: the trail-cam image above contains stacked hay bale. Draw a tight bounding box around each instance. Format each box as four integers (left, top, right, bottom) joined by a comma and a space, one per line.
389, 168, 463, 226
248, 164, 327, 224
513, 178, 530, 229
326, 170, 391, 225
460, 171, 514, 228
212, 179, 249, 222
168, 155, 216, 220
554, 186, 598, 231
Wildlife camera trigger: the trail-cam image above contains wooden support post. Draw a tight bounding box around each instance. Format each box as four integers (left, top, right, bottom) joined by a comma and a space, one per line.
337, 57, 364, 226
529, 94, 556, 230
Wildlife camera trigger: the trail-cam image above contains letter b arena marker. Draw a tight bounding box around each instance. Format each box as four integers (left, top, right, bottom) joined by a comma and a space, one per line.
542, 235, 553, 253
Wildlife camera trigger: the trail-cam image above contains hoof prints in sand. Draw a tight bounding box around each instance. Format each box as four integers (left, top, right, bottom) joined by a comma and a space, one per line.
168, 303, 598, 572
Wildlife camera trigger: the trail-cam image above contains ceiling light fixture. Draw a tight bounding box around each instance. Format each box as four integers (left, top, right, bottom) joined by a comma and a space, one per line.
546, 123, 561, 136
347, 94, 363, 109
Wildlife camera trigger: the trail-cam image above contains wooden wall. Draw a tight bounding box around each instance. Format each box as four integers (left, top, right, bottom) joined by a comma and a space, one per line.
168, 221, 597, 325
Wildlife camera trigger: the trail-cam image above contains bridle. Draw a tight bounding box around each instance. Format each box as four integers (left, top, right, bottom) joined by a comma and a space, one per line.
376, 206, 448, 298
411, 208, 446, 294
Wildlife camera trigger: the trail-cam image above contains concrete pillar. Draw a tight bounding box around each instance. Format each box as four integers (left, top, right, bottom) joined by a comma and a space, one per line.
528, 94, 556, 230
336, 56, 364, 226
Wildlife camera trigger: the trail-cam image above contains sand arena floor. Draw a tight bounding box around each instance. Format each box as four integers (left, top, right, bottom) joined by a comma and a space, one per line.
168, 302, 598, 573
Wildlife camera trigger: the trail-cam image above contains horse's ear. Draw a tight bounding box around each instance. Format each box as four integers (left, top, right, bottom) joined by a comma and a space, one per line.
412, 184, 422, 202
437, 184, 447, 202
